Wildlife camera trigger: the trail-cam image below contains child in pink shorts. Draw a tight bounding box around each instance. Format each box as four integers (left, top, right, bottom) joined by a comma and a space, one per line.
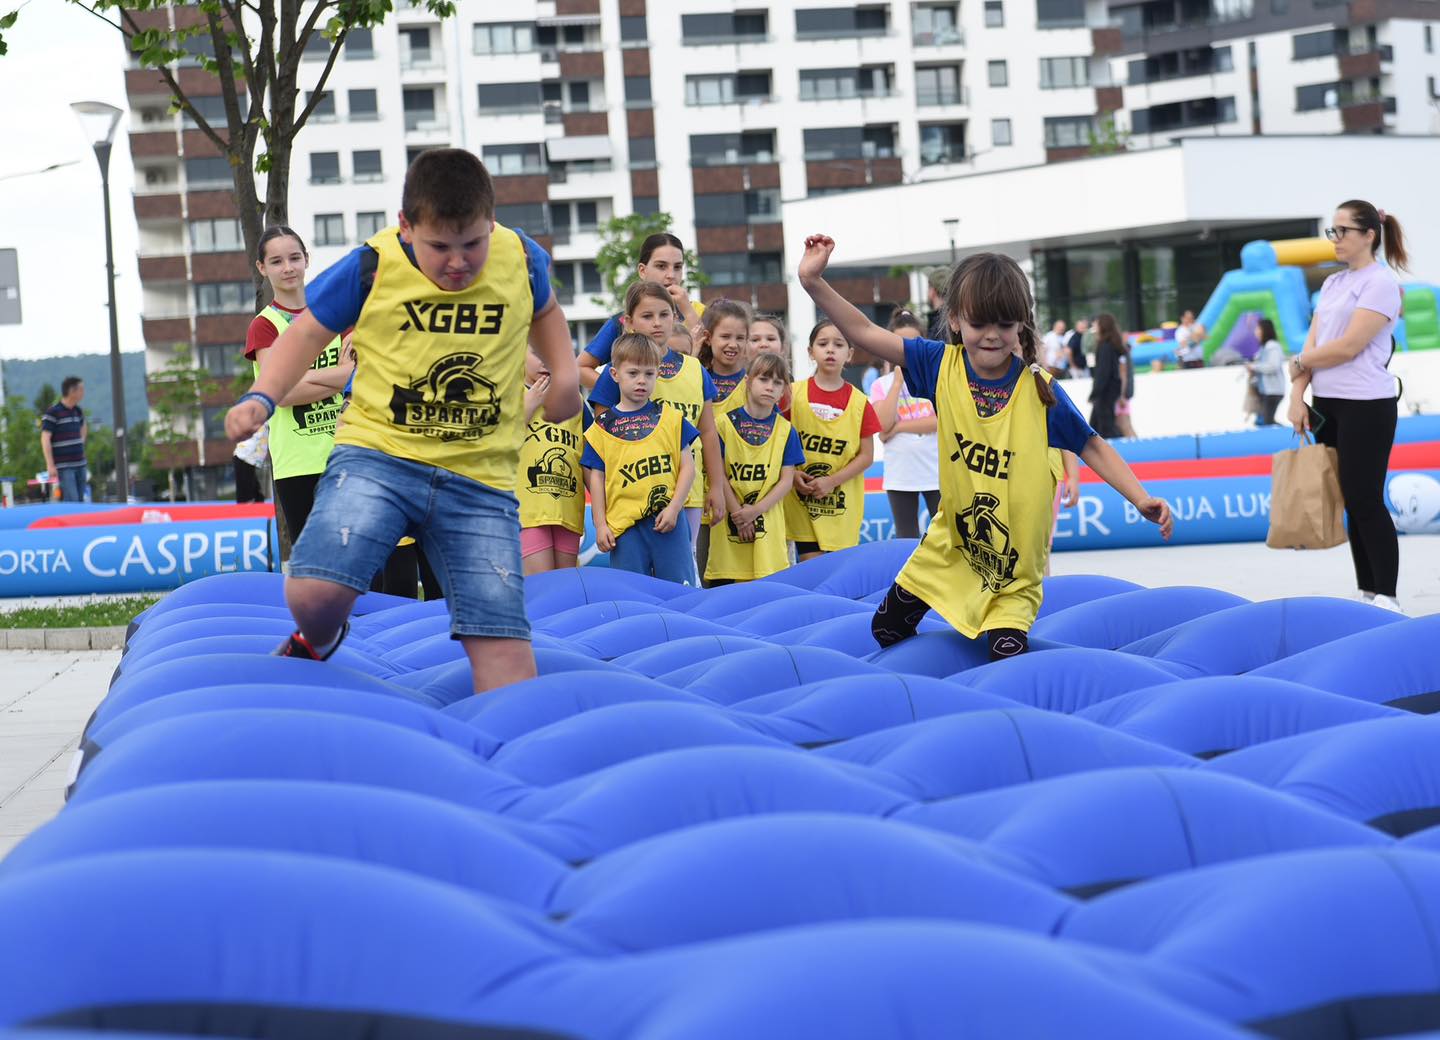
518, 351, 592, 574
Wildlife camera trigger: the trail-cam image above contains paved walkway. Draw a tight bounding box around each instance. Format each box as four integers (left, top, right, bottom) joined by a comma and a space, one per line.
0, 650, 116, 858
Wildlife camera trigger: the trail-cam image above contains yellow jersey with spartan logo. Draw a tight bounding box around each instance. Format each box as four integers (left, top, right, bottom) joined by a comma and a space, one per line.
518, 400, 588, 534
652, 352, 709, 510
783, 378, 868, 551
585, 404, 687, 540
705, 406, 793, 582
251, 306, 344, 481
338, 224, 533, 490
898, 348, 1056, 637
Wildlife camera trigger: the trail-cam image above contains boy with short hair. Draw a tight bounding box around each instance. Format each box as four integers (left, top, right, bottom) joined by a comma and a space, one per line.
583, 333, 699, 585
225, 148, 580, 694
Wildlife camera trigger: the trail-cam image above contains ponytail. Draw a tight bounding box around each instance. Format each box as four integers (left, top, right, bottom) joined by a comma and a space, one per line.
1381, 213, 1409, 272
1018, 324, 1057, 409
1339, 199, 1409, 273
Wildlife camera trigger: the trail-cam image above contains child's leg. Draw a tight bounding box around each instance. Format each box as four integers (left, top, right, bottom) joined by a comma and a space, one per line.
552, 526, 581, 570
521, 526, 558, 576
886, 490, 921, 540
523, 546, 557, 576
871, 582, 932, 647
684, 507, 703, 550
651, 515, 698, 585
608, 527, 644, 574
987, 629, 1029, 661
794, 540, 825, 562
461, 636, 537, 694
286, 577, 362, 652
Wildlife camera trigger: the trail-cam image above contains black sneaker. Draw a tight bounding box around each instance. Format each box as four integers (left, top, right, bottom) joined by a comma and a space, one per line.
273, 622, 348, 661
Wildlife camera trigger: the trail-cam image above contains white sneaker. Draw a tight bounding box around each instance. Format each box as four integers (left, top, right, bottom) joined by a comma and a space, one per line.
1356, 591, 1376, 603
1372, 595, 1406, 614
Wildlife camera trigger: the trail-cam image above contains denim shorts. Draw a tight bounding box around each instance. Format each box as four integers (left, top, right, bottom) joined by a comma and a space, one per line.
289, 445, 529, 641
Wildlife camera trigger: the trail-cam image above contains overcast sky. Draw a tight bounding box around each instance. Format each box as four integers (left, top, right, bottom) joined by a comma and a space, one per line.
0, 2, 144, 366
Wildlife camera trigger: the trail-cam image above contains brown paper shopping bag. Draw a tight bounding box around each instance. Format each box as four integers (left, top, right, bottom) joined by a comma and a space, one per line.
1266, 435, 1347, 550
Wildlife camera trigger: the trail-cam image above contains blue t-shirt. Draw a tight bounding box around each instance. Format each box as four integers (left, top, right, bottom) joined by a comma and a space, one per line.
581, 314, 624, 363
710, 367, 746, 402
902, 337, 1094, 454
306, 227, 554, 334
720, 407, 806, 464
589, 350, 718, 410
580, 402, 700, 471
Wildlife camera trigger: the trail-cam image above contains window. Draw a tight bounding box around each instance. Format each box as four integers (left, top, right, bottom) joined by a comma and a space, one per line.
549, 200, 600, 238
625, 76, 653, 105
353, 150, 383, 182
348, 88, 378, 120
310, 151, 341, 184
189, 218, 243, 253
1044, 115, 1094, 147
800, 65, 893, 100
917, 65, 963, 104
345, 28, 374, 58
984, 0, 1004, 26
403, 88, 440, 130
181, 94, 227, 127
1296, 82, 1342, 110
620, 15, 648, 42
634, 195, 660, 215
913, 4, 961, 44
1128, 45, 1233, 84
1037, 0, 1086, 27
802, 125, 897, 159
308, 90, 336, 120
303, 30, 329, 59
356, 211, 387, 240
197, 344, 247, 377
682, 11, 768, 42
194, 281, 251, 315
1293, 28, 1343, 59
567, 81, 593, 111
685, 72, 772, 105
483, 143, 546, 175
478, 82, 542, 112
690, 131, 777, 166
746, 188, 781, 223
400, 27, 432, 64
314, 213, 346, 246
1130, 97, 1235, 133
693, 190, 779, 226
988, 60, 1008, 86
1271, 0, 1289, 13
201, 406, 229, 440
474, 22, 535, 54
703, 252, 783, 286
629, 136, 657, 165
1040, 56, 1089, 88
184, 157, 232, 189
919, 122, 966, 164
795, 6, 889, 38
495, 202, 548, 233
991, 117, 1013, 146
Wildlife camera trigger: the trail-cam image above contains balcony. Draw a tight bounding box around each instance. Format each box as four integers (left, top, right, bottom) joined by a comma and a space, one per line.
403, 110, 449, 132
912, 27, 965, 45
1339, 44, 1394, 78
916, 85, 969, 107
399, 47, 443, 72
138, 255, 187, 282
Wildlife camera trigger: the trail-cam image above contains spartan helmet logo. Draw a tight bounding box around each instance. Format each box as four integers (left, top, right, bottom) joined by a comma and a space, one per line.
802, 462, 845, 517
727, 490, 768, 542
644, 484, 672, 518
527, 447, 577, 499
388, 353, 502, 442
955, 492, 1020, 592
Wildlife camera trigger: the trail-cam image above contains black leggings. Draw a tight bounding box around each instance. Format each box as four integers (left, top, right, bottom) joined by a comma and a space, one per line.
1088, 390, 1121, 439
871, 582, 1029, 661
1312, 396, 1399, 597
886, 489, 941, 540
274, 473, 322, 542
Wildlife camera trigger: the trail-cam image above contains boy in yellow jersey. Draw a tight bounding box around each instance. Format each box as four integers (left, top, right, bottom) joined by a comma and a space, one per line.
784, 320, 882, 560
225, 149, 580, 693
583, 334, 700, 585
797, 234, 1172, 662
706, 352, 805, 585
519, 350, 592, 575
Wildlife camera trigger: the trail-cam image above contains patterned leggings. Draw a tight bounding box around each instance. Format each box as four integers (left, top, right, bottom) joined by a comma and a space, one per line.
870, 582, 1029, 661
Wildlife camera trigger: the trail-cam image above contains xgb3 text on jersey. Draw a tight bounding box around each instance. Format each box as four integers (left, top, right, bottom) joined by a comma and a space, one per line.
399, 301, 505, 335
950, 434, 1014, 480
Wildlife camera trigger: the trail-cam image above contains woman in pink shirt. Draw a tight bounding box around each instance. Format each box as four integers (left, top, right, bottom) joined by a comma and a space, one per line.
1288, 199, 1408, 612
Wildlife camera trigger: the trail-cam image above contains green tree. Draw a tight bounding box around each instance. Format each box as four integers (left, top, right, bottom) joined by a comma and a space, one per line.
86, 423, 116, 500
148, 346, 221, 502
32, 384, 57, 414
592, 212, 708, 314
1089, 115, 1131, 157
4, 1, 457, 306
0, 395, 46, 500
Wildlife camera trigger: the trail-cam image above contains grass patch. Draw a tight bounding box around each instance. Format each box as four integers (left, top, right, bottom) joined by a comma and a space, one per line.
0, 596, 162, 630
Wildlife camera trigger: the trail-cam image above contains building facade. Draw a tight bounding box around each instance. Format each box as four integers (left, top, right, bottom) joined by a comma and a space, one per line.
122, 0, 1440, 492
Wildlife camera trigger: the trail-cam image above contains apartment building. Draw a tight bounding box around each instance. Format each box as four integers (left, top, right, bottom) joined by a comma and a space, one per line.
122, 0, 1439, 493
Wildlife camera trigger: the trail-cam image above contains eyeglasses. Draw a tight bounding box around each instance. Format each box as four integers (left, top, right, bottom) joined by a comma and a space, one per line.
1324, 225, 1364, 242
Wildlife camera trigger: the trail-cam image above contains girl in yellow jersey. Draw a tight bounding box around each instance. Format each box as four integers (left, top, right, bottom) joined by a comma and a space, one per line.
784, 320, 882, 561
797, 234, 1174, 662
706, 352, 806, 585
697, 299, 753, 414
519, 350, 592, 575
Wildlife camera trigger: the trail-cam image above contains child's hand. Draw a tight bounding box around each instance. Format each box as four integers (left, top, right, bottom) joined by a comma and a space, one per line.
653, 503, 680, 533
807, 475, 836, 499
524, 374, 549, 414
797, 235, 836, 285
1061, 473, 1080, 508
735, 518, 756, 543
792, 471, 816, 496
732, 504, 760, 527
1137, 496, 1174, 540
707, 486, 728, 526
595, 522, 616, 553
225, 398, 269, 442
341, 331, 357, 365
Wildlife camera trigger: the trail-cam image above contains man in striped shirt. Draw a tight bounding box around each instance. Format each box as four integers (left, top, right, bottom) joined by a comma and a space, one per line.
40, 377, 87, 502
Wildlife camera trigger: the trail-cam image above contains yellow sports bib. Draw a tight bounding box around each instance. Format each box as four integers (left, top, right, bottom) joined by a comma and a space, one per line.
898, 350, 1056, 637
252, 307, 344, 481
711, 370, 748, 415
338, 225, 533, 490
517, 400, 586, 533
653, 352, 708, 509
706, 407, 793, 581
585, 405, 685, 539
783, 379, 867, 551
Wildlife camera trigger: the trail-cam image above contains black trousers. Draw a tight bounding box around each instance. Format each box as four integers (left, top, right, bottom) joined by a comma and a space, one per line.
1258, 394, 1284, 426
273, 473, 322, 542
1089, 389, 1121, 439
233, 458, 264, 503
886, 489, 942, 540
1312, 395, 1399, 597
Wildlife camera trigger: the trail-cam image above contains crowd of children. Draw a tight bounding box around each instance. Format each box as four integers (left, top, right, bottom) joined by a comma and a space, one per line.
229, 149, 1173, 688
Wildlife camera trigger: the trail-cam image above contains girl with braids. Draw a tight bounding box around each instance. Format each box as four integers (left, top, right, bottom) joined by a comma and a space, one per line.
798, 234, 1172, 661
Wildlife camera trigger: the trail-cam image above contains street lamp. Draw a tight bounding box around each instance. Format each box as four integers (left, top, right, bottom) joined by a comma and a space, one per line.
943, 217, 960, 265
72, 100, 129, 502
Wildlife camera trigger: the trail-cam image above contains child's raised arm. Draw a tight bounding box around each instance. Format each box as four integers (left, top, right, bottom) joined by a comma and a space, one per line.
797, 235, 906, 368
1080, 437, 1174, 539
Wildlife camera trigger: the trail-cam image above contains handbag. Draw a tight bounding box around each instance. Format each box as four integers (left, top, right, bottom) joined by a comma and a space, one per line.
1266, 433, 1347, 550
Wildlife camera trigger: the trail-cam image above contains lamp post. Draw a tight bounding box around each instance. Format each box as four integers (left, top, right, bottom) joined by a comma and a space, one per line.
71, 101, 129, 502
943, 217, 960, 265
